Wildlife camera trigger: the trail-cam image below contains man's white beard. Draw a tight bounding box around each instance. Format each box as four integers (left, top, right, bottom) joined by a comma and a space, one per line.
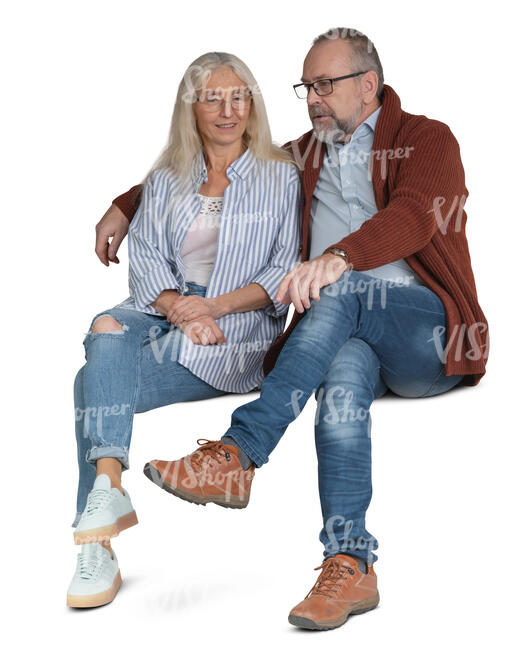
312, 120, 347, 144
311, 108, 362, 144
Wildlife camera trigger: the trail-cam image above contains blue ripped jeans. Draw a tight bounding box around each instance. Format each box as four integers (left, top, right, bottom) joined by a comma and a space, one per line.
72, 282, 231, 527
223, 270, 465, 565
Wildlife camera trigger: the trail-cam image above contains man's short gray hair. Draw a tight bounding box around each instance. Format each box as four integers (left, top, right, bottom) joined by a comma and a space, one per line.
312, 27, 384, 100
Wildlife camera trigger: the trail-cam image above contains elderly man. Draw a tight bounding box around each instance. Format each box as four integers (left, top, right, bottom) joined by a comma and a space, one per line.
96, 28, 489, 630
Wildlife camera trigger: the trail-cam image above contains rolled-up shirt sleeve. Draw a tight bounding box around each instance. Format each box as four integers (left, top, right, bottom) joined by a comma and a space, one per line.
127, 171, 184, 311
250, 169, 302, 317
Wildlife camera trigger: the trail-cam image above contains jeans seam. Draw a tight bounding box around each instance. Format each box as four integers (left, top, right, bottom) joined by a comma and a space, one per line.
226, 430, 265, 467
117, 321, 152, 451
418, 367, 445, 398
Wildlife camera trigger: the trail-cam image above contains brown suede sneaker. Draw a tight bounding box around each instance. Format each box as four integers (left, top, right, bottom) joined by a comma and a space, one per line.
288, 554, 379, 630
143, 439, 255, 508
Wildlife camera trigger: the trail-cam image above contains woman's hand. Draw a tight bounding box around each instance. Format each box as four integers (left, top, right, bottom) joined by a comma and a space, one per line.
275, 253, 351, 313
179, 315, 226, 345
166, 295, 215, 326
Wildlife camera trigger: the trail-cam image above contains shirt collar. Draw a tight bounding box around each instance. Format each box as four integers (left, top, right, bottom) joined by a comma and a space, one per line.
330, 104, 382, 152
194, 145, 255, 187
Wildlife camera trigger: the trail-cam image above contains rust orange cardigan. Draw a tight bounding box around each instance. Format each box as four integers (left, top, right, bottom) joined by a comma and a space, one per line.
112, 84, 489, 387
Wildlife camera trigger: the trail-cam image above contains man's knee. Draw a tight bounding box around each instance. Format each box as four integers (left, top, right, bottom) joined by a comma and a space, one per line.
91, 315, 123, 333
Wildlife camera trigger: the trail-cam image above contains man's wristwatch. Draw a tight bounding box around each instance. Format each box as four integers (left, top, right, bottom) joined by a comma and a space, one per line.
326, 247, 351, 268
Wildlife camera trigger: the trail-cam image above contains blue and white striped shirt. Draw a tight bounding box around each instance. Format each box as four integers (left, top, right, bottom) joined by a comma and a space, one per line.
115, 147, 302, 393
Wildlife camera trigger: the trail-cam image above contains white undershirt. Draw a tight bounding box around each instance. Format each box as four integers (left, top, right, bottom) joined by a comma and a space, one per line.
180, 194, 223, 286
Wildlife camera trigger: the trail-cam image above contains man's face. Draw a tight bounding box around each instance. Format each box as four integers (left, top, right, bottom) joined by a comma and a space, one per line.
301, 39, 365, 144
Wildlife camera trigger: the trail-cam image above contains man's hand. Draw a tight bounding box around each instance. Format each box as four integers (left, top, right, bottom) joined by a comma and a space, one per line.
179, 315, 226, 345
275, 253, 351, 313
95, 204, 130, 266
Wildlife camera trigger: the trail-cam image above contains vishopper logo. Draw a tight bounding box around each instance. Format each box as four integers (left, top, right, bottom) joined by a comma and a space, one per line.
315, 385, 371, 427
323, 271, 416, 310
149, 323, 275, 374
429, 194, 467, 234
149, 453, 253, 505
320, 27, 376, 54
75, 403, 132, 439
323, 515, 378, 556
180, 65, 262, 105
141, 189, 276, 237
287, 386, 371, 427
428, 322, 489, 363
188, 337, 276, 376
289, 131, 414, 177
368, 146, 414, 181
323, 145, 414, 182
186, 209, 275, 233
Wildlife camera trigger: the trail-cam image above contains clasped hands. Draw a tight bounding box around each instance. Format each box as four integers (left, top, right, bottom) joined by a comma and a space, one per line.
167, 252, 349, 345
167, 295, 226, 346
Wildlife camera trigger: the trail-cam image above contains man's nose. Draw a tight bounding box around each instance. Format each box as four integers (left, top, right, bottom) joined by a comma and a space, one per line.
306, 86, 322, 106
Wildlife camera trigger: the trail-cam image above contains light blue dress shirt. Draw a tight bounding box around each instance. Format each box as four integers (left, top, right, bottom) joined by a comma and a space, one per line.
115, 147, 301, 393
309, 105, 425, 286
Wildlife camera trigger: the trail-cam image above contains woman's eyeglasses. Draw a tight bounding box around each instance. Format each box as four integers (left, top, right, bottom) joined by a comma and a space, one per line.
195, 90, 253, 112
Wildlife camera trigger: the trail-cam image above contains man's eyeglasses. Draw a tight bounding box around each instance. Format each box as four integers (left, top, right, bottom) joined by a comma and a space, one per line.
293, 71, 368, 99
194, 90, 253, 112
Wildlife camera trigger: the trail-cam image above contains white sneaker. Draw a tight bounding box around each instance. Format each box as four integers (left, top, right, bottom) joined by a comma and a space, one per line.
74, 474, 138, 544
67, 542, 122, 608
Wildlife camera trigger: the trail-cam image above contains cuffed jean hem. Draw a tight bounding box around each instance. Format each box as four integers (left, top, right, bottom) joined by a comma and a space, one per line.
323, 548, 376, 561
325, 550, 375, 568
72, 512, 82, 528
223, 428, 266, 468
86, 445, 130, 470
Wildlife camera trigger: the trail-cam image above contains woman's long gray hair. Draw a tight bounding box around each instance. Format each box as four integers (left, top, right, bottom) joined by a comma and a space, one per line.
141, 51, 297, 184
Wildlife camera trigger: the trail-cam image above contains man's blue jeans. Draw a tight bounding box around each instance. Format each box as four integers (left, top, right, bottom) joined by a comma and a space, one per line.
72, 282, 230, 527
223, 270, 465, 565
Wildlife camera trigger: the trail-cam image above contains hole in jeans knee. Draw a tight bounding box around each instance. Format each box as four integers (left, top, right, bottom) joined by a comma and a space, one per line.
91, 314, 124, 334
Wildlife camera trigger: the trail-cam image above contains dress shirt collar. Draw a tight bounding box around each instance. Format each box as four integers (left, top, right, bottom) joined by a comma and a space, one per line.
329, 104, 382, 153
193, 144, 255, 188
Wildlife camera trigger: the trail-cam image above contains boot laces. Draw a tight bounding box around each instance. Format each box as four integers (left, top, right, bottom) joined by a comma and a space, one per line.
189, 439, 232, 472
306, 557, 349, 599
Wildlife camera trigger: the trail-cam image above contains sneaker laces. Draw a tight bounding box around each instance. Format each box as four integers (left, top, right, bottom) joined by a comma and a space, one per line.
85, 488, 114, 517
77, 549, 105, 582
306, 557, 349, 599
188, 439, 232, 472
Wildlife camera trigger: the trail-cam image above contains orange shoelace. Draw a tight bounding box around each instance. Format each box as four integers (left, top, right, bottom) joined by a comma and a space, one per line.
306, 557, 350, 599
188, 438, 232, 472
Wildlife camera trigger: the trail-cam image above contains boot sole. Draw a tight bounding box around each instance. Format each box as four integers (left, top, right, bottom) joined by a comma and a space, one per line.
288, 592, 380, 630
67, 570, 122, 608
143, 463, 249, 509
73, 511, 138, 544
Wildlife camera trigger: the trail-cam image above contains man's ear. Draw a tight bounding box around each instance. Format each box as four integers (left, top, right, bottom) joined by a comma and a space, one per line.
361, 71, 379, 104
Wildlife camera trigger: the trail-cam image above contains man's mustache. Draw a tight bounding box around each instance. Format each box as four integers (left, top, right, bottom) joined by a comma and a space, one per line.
309, 109, 335, 119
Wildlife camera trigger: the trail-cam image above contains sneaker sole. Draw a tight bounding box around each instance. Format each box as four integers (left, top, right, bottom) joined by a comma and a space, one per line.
143, 462, 249, 509
67, 570, 122, 608
73, 511, 138, 544
288, 592, 380, 630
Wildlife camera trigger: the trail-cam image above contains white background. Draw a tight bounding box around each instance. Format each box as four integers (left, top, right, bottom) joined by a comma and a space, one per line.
2, 0, 529, 647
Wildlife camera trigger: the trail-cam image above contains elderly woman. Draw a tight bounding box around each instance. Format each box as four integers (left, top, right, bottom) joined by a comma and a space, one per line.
67, 52, 301, 608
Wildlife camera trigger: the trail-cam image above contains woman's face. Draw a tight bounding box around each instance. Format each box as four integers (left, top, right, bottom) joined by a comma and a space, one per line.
192, 65, 252, 148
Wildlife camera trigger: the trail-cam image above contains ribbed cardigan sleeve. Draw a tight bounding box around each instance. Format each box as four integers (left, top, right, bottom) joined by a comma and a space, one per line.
112, 184, 144, 222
